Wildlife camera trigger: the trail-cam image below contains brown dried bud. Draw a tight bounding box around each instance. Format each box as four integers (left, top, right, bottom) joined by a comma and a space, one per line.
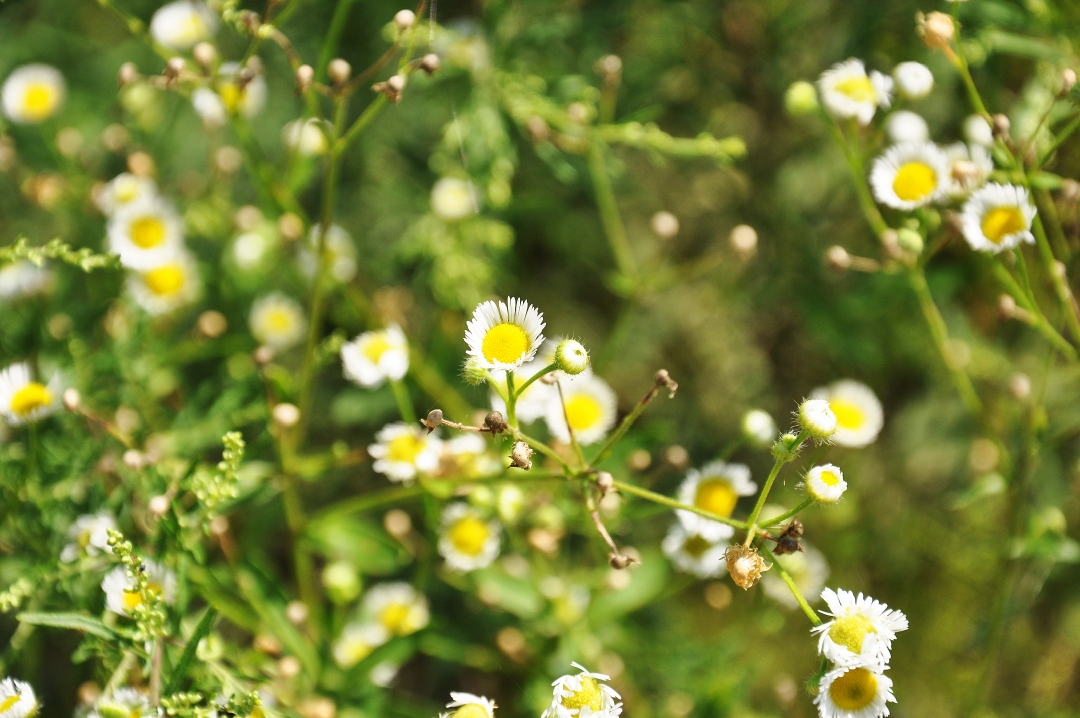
328, 58, 352, 86
992, 114, 1011, 139
118, 62, 138, 87
420, 53, 441, 75
655, 369, 678, 397
596, 471, 614, 494
916, 11, 955, 50
193, 42, 217, 70
724, 545, 770, 590
509, 441, 533, 470
296, 64, 315, 94
164, 57, 185, 81
609, 553, 638, 569
827, 245, 851, 270
484, 411, 508, 434
422, 409, 444, 433
771, 519, 804, 556
254, 633, 283, 655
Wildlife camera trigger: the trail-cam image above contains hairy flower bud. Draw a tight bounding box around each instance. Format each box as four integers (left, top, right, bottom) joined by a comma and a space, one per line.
554, 339, 589, 375
328, 58, 352, 86
509, 441, 533, 470
805, 463, 847, 504
296, 64, 315, 94
420, 53, 441, 75
463, 356, 488, 386
799, 399, 837, 440
771, 432, 801, 461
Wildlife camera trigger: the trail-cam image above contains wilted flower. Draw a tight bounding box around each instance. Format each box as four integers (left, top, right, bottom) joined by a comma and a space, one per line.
724, 544, 770, 589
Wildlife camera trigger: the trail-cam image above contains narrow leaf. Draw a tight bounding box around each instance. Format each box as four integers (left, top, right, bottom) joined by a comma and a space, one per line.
17, 612, 118, 640
163, 607, 217, 695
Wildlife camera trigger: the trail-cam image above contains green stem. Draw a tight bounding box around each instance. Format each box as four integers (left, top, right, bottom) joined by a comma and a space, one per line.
743, 432, 805, 546
588, 379, 666, 469
828, 118, 888, 239
1031, 215, 1080, 344
316, 0, 360, 80
759, 545, 821, 626
762, 498, 813, 528
390, 379, 417, 424
1036, 113, 1080, 170
513, 363, 557, 398
587, 140, 637, 283
339, 95, 388, 151
610, 479, 747, 530
513, 429, 571, 473
1033, 188, 1071, 261
990, 259, 1077, 361
505, 371, 518, 429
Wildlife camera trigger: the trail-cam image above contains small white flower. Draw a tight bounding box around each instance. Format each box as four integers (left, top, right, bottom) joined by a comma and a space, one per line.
543, 663, 623, 718
299, 223, 357, 284
368, 422, 442, 482
441, 693, 497, 718
869, 141, 950, 210
798, 398, 837, 440
101, 560, 178, 616
762, 542, 830, 610
107, 197, 185, 270
675, 461, 756, 541
332, 622, 389, 669
741, 409, 777, 448
809, 380, 883, 448
439, 433, 501, 479
0, 362, 60, 426
884, 110, 928, 144
361, 582, 430, 636
554, 339, 589, 375
438, 503, 501, 572
465, 297, 546, 371
231, 231, 273, 270
943, 142, 993, 197
815, 664, 895, 718
892, 61, 933, 99
812, 588, 909, 668
95, 173, 159, 216
432, 177, 476, 221
0, 678, 37, 718
283, 118, 329, 157
662, 523, 728, 579
963, 114, 994, 146
89, 688, 150, 718
150, 0, 218, 50
0, 261, 51, 300
2, 64, 65, 124
818, 59, 892, 126
544, 371, 618, 446
61, 510, 116, 562
217, 62, 266, 118
191, 87, 227, 129
341, 324, 409, 388
249, 293, 306, 351
127, 250, 202, 315
805, 464, 848, 504
961, 182, 1036, 253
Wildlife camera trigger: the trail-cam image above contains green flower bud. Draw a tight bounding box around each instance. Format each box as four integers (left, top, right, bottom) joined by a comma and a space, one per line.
322, 561, 361, 604
785, 81, 819, 116
554, 339, 589, 375
462, 356, 488, 386
896, 227, 924, 255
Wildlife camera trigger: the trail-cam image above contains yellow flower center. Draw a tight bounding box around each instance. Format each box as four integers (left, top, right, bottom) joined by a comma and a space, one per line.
834, 75, 875, 103
22, 82, 55, 121
121, 580, 163, 613
380, 602, 411, 634
452, 705, 489, 718
481, 323, 529, 365
828, 613, 876, 654
115, 179, 139, 203
981, 206, 1026, 244
265, 308, 295, 333
10, 382, 51, 417
892, 161, 937, 202
561, 676, 603, 712
683, 534, 711, 558
387, 432, 427, 464
0, 696, 20, 714
143, 265, 185, 296
829, 667, 878, 711
817, 469, 842, 487
338, 639, 374, 666
130, 216, 167, 249
362, 333, 393, 364
219, 84, 244, 114
694, 478, 738, 518
565, 394, 603, 431
829, 398, 865, 429
448, 515, 490, 556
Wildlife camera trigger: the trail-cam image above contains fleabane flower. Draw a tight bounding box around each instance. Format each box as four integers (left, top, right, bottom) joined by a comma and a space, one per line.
762, 542, 829, 610
89, 688, 150, 718
101, 560, 177, 616
869, 141, 949, 210
0, 261, 51, 300
2, 64, 64, 124
0, 678, 37, 718
542, 663, 623, 718
432, 177, 476, 221
332, 622, 389, 669
805, 464, 847, 504
107, 197, 185, 270
362, 582, 430, 636
441, 693, 496, 718
799, 399, 838, 440
544, 372, 618, 446
0, 362, 60, 426
249, 293, 306, 351
818, 59, 892, 126
884, 110, 928, 144
465, 297, 545, 371
217, 62, 267, 118
95, 173, 159, 216
283, 118, 329, 157
892, 61, 933, 99
809, 380, 883, 448
741, 409, 777, 448
61, 510, 116, 562
943, 142, 993, 198
675, 461, 756, 541
150, 0, 218, 50
961, 183, 1036, 253
127, 250, 202, 315
438, 503, 501, 572
368, 422, 441, 482
662, 523, 728, 579
299, 223, 357, 284
341, 324, 409, 388
815, 664, 895, 718
812, 588, 909, 669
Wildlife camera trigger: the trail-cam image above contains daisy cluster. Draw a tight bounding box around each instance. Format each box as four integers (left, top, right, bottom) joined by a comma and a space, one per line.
332, 582, 429, 670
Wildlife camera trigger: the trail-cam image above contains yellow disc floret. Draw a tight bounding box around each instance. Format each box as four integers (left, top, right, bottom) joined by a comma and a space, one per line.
835, 76, 875, 103
828, 613, 876, 654
694, 479, 738, 517
817, 469, 842, 487
482, 323, 529, 364
130, 216, 166, 249
10, 382, 51, 417
829, 667, 878, 711
363, 334, 393, 364
0, 696, 20, 714
682, 534, 711, 558
143, 265, 185, 296
449, 516, 490, 556
380, 602, 411, 634
22, 83, 54, 121
452, 705, 489, 718
565, 394, 602, 431
892, 162, 937, 202
387, 433, 426, 464
561, 676, 603, 713
981, 206, 1026, 244
829, 398, 865, 429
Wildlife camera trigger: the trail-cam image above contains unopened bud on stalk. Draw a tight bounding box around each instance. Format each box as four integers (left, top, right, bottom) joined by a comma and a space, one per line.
730, 224, 758, 258
296, 64, 314, 93
278, 212, 305, 242
463, 356, 488, 386
197, 310, 228, 338
998, 294, 1017, 319
322, 561, 361, 604
164, 57, 185, 80
62, 388, 80, 411
420, 53, 441, 75
596, 471, 614, 494
422, 409, 443, 433
238, 10, 260, 32
724, 545, 770, 590
826, 245, 851, 270
992, 113, 1011, 139
650, 211, 679, 240
285, 600, 309, 625
193, 42, 217, 70
896, 227, 924, 255
328, 58, 352, 86
148, 494, 171, 516
784, 80, 819, 116
554, 339, 590, 375
595, 54, 622, 82
254, 345, 274, 365
609, 553, 637, 569
509, 441, 533, 470
1009, 372, 1031, 401
1064, 69, 1078, 93
916, 11, 955, 50
526, 116, 549, 142
273, 403, 300, 427
123, 449, 146, 471
118, 62, 138, 87
799, 399, 837, 440
771, 432, 801, 461
394, 9, 416, 29
485, 411, 508, 435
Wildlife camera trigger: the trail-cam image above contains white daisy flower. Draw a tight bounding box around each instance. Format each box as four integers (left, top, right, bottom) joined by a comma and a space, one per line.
892, 61, 933, 99
368, 422, 442, 482
107, 197, 185, 271
741, 409, 777, 448
439, 434, 501, 479
441, 693, 497, 718
799, 399, 837, 440
432, 177, 476, 221
812, 588, 909, 668
762, 542, 830, 610
341, 324, 409, 388
332, 622, 389, 669
489, 355, 557, 424
542, 663, 623, 718
438, 503, 501, 572
961, 182, 1036, 253
0, 678, 37, 718
675, 461, 756, 542
2, 64, 65, 124
805, 464, 848, 504
231, 231, 274, 270
869, 141, 950, 210
544, 372, 618, 446
884, 110, 928, 144
283, 118, 329, 157
809, 380, 883, 448
943, 142, 993, 198
127, 250, 202, 316
0, 362, 60, 425
101, 560, 177, 616
465, 297, 546, 371
963, 114, 994, 147
249, 293, 307, 351
217, 62, 267, 118
150, 0, 218, 50
662, 523, 728, 579
191, 87, 227, 129
299, 223, 357, 284
361, 582, 430, 636
60, 510, 116, 563
89, 688, 150, 718
94, 173, 159, 216
0, 261, 52, 300
815, 665, 895, 718
818, 59, 893, 126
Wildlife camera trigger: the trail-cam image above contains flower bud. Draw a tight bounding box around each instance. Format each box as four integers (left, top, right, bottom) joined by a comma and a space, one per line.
650, 211, 679, 240
784, 80, 819, 116
118, 62, 138, 87
964, 114, 994, 146
826, 245, 851, 270
62, 388, 81, 411
422, 409, 443, 433
197, 310, 228, 338
770, 432, 801, 461
896, 227, 924, 255
1009, 372, 1031, 401
285, 600, 309, 625
420, 53, 441, 75
193, 42, 217, 70
741, 409, 776, 448
148, 494, 171, 516
804, 463, 847, 504
394, 9, 416, 29
730, 224, 758, 259
328, 58, 352, 86
724, 545, 769, 590
509, 441, 533, 470
917, 11, 955, 50
273, 403, 300, 427
164, 57, 185, 80
463, 356, 488, 386
296, 64, 314, 93
322, 561, 361, 604
1064, 68, 1077, 93
484, 411, 508, 435
554, 339, 589, 375
596, 471, 614, 494
799, 399, 837, 440
992, 113, 1011, 139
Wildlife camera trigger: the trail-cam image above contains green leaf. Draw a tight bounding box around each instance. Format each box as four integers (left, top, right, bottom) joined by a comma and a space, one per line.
306, 515, 410, 575
587, 549, 670, 624
163, 607, 217, 695
17, 612, 118, 640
